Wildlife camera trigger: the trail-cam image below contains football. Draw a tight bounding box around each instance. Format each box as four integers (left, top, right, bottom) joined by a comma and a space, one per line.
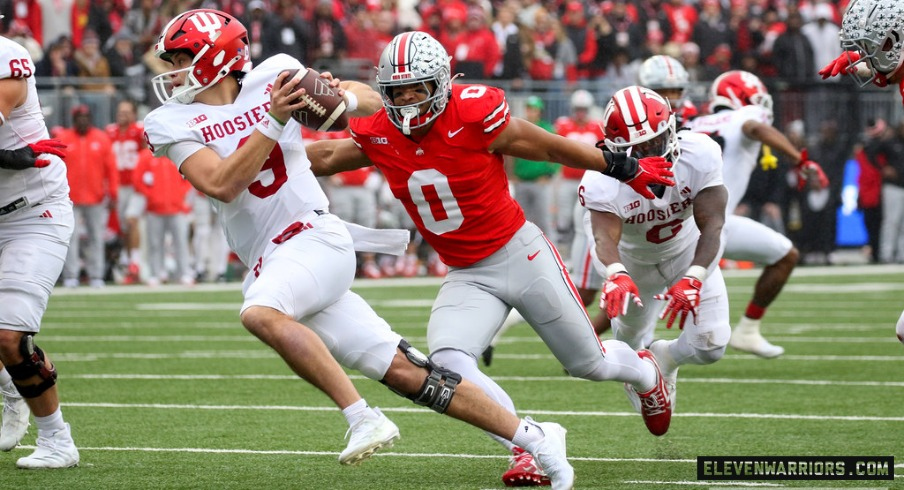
280, 68, 349, 132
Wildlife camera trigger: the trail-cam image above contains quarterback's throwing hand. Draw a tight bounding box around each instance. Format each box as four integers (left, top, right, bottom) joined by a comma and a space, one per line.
654, 276, 702, 329
600, 272, 643, 319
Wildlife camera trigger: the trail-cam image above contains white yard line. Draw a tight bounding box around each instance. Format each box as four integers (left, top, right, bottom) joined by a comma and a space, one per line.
57, 402, 904, 422
64, 372, 904, 388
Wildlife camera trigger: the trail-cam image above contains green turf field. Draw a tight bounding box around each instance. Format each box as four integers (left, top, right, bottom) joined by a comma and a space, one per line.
1, 265, 901, 489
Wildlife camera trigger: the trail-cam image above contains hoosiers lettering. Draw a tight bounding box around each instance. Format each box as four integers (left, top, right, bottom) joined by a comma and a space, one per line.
199, 102, 271, 143
625, 198, 692, 224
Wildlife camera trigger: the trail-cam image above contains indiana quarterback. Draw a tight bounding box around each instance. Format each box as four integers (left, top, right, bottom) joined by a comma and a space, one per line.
308, 30, 676, 487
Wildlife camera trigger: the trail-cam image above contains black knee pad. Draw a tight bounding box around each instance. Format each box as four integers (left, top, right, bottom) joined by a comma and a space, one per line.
6, 334, 57, 398
383, 340, 462, 414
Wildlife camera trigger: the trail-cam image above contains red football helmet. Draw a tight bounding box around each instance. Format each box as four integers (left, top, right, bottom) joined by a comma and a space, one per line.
152, 9, 251, 104
708, 70, 773, 118
603, 86, 680, 162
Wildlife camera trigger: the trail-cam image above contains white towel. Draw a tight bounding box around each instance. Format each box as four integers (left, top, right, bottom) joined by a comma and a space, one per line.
342, 220, 410, 256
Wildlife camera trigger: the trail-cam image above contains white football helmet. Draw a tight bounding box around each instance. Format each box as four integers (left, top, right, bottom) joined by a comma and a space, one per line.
638, 55, 689, 91
152, 9, 251, 104
376, 31, 452, 135
603, 86, 680, 163
570, 89, 595, 110
840, 0, 904, 86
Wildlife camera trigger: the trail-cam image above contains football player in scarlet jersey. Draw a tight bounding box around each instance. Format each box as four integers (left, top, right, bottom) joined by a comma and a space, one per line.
308, 30, 676, 487
0, 34, 79, 468
818, 0, 904, 346
685, 71, 829, 359
583, 86, 731, 413
105, 99, 146, 284
145, 10, 581, 484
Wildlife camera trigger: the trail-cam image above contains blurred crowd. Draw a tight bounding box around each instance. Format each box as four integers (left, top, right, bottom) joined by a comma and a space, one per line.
4, 0, 903, 287
2, 0, 851, 97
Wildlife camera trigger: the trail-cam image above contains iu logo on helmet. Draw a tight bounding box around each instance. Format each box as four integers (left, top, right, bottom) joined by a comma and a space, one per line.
189, 11, 223, 40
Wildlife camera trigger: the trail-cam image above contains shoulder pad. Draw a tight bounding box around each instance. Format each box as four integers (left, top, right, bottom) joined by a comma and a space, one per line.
453, 84, 509, 125
0, 40, 34, 80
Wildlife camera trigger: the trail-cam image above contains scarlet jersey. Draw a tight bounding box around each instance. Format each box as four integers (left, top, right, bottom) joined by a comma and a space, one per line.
554, 116, 604, 180
143, 54, 330, 266
0, 36, 69, 208
350, 84, 522, 267
579, 132, 724, 263
685, 105, 772, 214
106, 121, 145, 187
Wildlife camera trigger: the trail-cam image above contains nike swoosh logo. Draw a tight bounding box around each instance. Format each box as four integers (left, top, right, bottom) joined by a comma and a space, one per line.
528, 250, 541, 261
448, 127, 464, 138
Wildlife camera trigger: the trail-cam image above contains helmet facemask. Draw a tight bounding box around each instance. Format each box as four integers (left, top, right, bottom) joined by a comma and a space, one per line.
840, 0, 904, 86
604, 86, 681, 164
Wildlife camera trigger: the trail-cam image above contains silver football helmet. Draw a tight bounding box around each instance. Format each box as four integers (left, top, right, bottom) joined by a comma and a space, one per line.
376, 31, 452, 135
840, 0, 904, 86
638, 55, 689, 91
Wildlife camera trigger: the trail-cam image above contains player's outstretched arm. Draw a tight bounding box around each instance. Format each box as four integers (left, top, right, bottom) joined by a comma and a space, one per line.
493, 117, 674, 198
307, 138, 374, 177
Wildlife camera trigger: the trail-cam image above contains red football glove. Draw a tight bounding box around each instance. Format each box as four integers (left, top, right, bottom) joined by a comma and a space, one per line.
654, 276, 702, 329
818, 51, 862, 80
600, 272, 643, 319
29, 139, 68, 167
795, 149, 829, 191
626, 156, 675, 199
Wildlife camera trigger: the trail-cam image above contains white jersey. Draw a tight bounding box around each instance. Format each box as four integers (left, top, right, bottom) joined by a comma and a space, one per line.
685, 104, 772, 214
0, 36, 69, 209
144, 54, 330, 266
580, 131, 724, 264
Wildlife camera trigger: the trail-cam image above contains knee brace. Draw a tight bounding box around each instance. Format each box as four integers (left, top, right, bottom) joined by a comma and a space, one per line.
6, 334, 57, 398
383, 340, 461, 414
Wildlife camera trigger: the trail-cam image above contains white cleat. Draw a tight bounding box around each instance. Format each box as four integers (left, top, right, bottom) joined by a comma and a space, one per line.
523, 418, 574, 490
649, 340, 678, 410
16, 423, 79, 469
0, 391, 30, 451
730, 318, 784, 358
338, 408, 400, 466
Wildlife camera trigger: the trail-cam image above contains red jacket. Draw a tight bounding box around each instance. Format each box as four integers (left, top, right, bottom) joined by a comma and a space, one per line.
133, 149, 193, 215
56, 127, 118, 205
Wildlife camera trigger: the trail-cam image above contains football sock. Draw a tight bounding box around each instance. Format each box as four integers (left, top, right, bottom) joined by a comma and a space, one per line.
129, 249, 141, 266
35, 408, 66, 437
511, 419, 544, 449
0, 368, 16, 394
342, 399, 371, 427
589, 340, 657, 392
745, 303, 766, 320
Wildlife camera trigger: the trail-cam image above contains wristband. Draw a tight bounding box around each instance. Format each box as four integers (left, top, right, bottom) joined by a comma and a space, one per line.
686, 265, 708, 281
605, 262, 628, 278
256, 112, 286, 141
344, 91, 358, 113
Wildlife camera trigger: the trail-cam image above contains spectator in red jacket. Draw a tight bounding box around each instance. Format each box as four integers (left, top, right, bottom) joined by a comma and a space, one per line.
57, 104, 118, 287
133, 148, 194, 286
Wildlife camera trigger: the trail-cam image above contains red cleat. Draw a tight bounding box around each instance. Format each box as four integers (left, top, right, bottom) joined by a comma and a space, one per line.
502, 446, 550, 487
630, 349, 672, 436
